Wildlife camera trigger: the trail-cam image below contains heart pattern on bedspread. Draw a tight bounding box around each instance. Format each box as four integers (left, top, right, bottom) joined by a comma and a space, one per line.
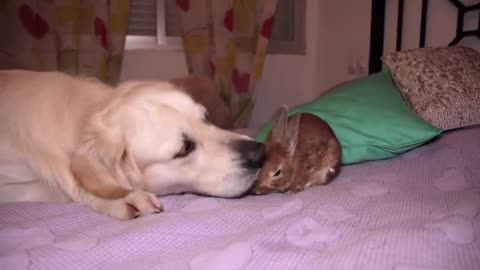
52, 235, 98, 251
261, 197, 303, 219
1, 128, 480, 270
0, 225, 98, 270
393, 264, 447, 270
188, 242, 253, 270
435, 168, 469, 192
285, 217, 342, 247
0, 226, 54, 252
425, 215, 476, 245
316, 203, 356, 223
0, 250, 29, 270
181, 198, 222, 212
350, 182, 389, 197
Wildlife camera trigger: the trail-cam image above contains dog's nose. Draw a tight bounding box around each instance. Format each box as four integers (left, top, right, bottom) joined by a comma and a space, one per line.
245, 141, 266, 169
232, 139, 266, 169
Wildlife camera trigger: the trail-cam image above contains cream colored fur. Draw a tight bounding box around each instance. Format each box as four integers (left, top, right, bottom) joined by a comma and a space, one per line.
0, 70, 257, 220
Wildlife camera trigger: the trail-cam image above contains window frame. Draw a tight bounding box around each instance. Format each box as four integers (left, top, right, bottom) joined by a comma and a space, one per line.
125, 0, 306, 55
268, 0, 306, 54
125, 0, 182, 50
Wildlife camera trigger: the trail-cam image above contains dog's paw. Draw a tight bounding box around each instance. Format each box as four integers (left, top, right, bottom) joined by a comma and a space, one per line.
123, 190, 163, 217
94, 199, 137, 220
94, 191, 163, 220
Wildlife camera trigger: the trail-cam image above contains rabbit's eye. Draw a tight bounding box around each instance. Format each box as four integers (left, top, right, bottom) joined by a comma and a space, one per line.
273, 169, 282, 177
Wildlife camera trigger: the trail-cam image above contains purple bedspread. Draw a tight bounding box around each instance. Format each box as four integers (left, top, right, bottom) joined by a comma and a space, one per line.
1, 127, 480, 270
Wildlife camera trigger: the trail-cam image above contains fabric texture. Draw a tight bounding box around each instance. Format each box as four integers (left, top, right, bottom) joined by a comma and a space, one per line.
0, 0, 130, 85
382, 46, 480, 130
175, 0, 278, 127
253, 70, 443, 164
1, 127, 480, 270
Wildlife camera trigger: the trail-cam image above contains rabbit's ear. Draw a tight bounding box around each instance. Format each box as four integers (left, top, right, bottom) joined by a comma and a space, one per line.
284, 113, 301, 154
271, 105, 289, 143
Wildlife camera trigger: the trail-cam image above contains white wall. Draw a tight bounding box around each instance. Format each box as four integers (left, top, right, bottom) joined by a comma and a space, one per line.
315, 0, 372, 91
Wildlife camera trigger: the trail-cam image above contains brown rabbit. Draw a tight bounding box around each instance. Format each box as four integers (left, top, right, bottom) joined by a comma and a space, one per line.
251, 105, 342, 195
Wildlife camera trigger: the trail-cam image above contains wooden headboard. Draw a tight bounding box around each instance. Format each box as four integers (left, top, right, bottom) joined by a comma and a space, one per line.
368, 0, 480, 74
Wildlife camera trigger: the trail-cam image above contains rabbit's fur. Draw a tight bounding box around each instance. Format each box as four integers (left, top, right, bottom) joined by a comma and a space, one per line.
252, 106, 342, 195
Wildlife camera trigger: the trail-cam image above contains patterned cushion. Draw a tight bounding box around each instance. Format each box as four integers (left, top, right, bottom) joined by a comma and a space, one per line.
382, 46, 480, 130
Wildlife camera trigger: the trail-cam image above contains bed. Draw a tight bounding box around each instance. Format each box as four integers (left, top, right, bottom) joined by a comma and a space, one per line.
1, 1, 480, 269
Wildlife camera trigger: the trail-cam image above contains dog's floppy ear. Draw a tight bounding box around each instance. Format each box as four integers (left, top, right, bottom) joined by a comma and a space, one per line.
170, 75, 234, 128
71, 113, 141, 200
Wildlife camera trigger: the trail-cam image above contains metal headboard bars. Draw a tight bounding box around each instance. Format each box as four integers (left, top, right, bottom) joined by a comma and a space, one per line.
368, 0, 386, 74
395, 0, 429, 51
368, 0, 480, 74
449, 0, 480, 45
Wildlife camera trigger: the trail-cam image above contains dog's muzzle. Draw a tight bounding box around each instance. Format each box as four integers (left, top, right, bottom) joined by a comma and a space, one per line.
231, 139, 266, 170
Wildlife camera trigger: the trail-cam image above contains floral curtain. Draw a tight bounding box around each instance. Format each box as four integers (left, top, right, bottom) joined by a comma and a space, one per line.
0, 0, 131, 85
176, 0, 278, 128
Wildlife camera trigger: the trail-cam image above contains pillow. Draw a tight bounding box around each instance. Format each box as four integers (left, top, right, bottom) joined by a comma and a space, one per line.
253, 70, 443, 164
382, 46, 480, 130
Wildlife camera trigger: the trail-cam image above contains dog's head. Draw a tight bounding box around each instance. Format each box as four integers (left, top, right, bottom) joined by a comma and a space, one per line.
71, 81, 265, 199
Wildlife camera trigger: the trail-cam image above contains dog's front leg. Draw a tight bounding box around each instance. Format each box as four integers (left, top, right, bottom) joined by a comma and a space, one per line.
98, 190, 163, 219
31, 150, 163, 220
83, 190, 163, 220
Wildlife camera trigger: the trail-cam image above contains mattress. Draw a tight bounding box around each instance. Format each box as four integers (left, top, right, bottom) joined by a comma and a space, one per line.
1, 126, 479, 270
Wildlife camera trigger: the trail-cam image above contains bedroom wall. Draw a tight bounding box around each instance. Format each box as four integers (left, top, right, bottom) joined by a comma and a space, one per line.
315, 0, 372, 92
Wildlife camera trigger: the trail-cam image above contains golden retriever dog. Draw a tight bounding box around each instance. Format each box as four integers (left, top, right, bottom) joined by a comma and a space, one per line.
0, 70, 266, 220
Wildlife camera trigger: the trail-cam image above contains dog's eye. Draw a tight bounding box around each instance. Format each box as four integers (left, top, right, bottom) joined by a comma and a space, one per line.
174, 138, 196, 159
273, 169, 282, 177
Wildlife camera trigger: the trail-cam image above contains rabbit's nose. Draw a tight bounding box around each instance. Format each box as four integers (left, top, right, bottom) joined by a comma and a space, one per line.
231, 139, 266, 169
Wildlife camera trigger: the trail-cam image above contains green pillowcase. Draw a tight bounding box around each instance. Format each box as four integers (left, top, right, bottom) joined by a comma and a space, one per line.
253, 69, 443, 164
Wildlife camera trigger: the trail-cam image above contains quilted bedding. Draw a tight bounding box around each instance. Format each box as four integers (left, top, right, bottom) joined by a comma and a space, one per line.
1, 127, 479, 270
